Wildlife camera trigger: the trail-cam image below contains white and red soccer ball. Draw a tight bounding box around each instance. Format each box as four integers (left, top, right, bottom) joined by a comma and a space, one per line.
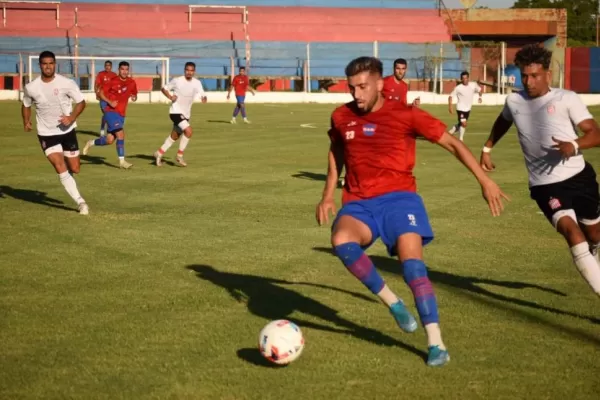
258, 319, 305, 365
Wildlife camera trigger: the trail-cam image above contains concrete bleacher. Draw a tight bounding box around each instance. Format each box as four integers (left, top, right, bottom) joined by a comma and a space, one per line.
0, 0, 464, 91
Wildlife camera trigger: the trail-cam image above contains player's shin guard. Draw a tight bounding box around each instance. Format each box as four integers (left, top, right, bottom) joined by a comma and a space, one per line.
241, 106, 247, 118
402, 259, 439, 325
233, 106, 240, 117
178, 135, 190, 155
571, 242, 600, 296
116, 139, 125, 159
94, 136, 108, 146
334, 243, 385, 295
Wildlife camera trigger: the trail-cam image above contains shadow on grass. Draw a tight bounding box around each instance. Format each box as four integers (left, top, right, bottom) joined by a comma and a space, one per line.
0, 185, 76, 212
186, 264, 427, 366
130, 153, 176, 167
80, 154, 120, 169
313, 246, 600, 345
291, 171, 343, 188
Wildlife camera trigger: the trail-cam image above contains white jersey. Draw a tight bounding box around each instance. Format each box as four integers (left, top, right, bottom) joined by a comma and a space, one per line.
450, 81, 481, 112
502, 88, 593, 187
22, 74, 85, 137
163, 76, 205, 119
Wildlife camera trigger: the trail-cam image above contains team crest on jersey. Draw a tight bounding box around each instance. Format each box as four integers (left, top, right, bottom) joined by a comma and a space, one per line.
548, 197, 561, 210
363, 124, 376, 137
547, 105, 555, 114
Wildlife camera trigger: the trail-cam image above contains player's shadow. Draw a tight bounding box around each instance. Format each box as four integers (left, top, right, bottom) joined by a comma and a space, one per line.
207, 119, 233, 124
291, 171, 343, 188
186, 264, 427, 364
0, 185, 76, 212
130, 154, 176, 167
313, 247, 600, 327
77, 129, 101, 138
80, 154, 120, 169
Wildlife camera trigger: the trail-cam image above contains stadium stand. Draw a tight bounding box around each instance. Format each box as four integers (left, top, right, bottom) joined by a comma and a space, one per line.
0, 0, 463, 91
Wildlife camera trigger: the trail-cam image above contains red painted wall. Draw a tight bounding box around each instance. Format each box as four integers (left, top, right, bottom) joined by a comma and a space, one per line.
569, 47, 590, 93
0, 4, 450, 43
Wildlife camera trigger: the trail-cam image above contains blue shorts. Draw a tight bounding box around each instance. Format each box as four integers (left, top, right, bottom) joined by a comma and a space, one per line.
99, 100, 108, 112
333, 191, 434, 256
104, 111, 125, 134
235, 95, 245, 104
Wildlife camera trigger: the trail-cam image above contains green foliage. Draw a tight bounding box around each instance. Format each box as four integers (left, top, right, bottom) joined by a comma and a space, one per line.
513, 0, 600, 44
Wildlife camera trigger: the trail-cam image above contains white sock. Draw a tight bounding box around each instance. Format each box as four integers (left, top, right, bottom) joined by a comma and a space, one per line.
458, 126, 466, 141
119, 156, 125, 162
448, 125, 457, 134
178, 135, 190, 155
59, 171, 84, 205
571, 242, 600, 296
425, 323, 445, 349
376, 284, 400, 307
159, 136, 175, 154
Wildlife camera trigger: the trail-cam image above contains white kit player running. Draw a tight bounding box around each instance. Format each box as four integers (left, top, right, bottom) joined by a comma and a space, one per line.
154, 62, 207, 167
448, 71, 482, 141
481, 44, 600, 297
21, 50, 89, 215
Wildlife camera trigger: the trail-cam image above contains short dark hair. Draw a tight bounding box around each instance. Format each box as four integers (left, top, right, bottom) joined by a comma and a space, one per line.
119, 61, 129, 68
514, 44, 552, 70
345, 56, 383, 78
460, 71, 469, 78
239, 66, 246, 71
185, 62, 196, 69
393, 58, 407, 67
104, 60, 112, 66
38, 51, 55, 64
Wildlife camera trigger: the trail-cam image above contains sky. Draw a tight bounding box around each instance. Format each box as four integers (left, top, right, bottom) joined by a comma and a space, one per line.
442, 0, 516, 8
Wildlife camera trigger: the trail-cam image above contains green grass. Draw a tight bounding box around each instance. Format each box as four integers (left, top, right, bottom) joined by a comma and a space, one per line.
1, 100, 599, 399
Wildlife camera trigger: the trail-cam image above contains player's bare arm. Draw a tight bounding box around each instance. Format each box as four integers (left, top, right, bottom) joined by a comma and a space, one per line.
316, 141, 344, 226
99, 88, 117, 108
21, 103, 32, 131
161, 87, 177, 102
480, 113, 513, 171
226, 85, 233, 99
552, 118, 600, 159
447, 95, 453, 114
437, 132, 509, 217
59, 100, 86, 126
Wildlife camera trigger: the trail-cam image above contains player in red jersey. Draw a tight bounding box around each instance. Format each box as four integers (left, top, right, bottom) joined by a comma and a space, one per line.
315, 57, 508, 367
83, 61, 137, 169
227, 66, 255, 124
95, 60, 117, 137
382, 58, 420, 106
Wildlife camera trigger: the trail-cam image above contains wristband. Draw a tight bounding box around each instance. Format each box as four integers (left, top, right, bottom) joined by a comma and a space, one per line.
482, 146, 492, 153
571, 141, 579, 152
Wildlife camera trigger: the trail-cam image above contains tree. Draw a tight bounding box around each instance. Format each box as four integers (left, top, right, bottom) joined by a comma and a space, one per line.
512, 0, 600, 46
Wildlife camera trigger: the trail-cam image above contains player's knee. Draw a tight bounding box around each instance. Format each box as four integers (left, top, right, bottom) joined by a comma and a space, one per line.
69, 164, 80, 174
331, 231, 354, 248
105, 135, 115, 144
184, 127, 193, 138
460, 121, 467, 127
555, 210, 586, 246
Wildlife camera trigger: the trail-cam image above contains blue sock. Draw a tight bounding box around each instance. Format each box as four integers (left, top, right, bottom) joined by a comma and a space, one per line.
334, 243, 385, 295
233, 106, 240, 117
241, 106, 247, 118
116, 139, 125, 158
94, 136, 107, 146
402, 259, 439, 325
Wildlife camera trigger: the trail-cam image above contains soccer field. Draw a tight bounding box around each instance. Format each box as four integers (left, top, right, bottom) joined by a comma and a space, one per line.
1, 100, 599, 399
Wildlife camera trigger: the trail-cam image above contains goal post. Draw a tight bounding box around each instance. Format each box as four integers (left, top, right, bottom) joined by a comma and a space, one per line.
27, 55, 170, 91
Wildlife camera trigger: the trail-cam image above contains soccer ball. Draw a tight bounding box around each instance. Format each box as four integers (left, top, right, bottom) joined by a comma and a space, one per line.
258, 319, 305, 365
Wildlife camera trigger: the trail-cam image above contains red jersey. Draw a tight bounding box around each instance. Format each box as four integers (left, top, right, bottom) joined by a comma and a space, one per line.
95, 71, 117, 90
328, 100, 446, 204
382, 75, 408, 105
231, 74, 249, 96
101, 76, 138, 117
